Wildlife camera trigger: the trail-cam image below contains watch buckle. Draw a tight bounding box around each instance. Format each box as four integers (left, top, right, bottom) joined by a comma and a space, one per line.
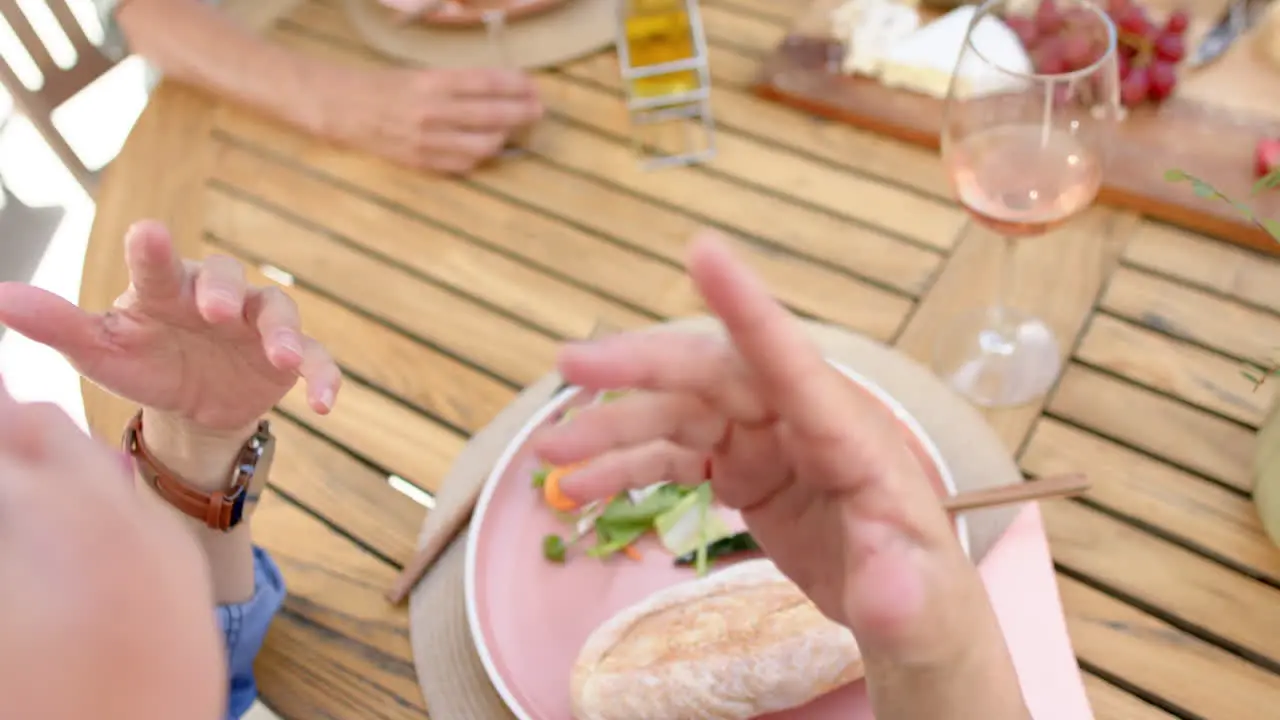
204, 487, 248, 532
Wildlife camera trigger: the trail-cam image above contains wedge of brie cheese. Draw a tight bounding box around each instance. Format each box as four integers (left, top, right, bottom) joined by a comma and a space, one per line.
880, 6, 1032, 99
831, 0, 921, 77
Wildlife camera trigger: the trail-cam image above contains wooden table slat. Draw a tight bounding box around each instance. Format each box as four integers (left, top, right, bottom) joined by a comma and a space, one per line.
1080, 672, 1179, 720
558, 51, 956, 202
1060, 575, 1280, 718
1023, 418, 1280, 585
702, 0, 797, 24
265, 411, 424, 562
1122, 222, 1280, 314
235, 257, 515, 433
697, 2, 789, 53
1048, 364, 1255, 493
252, 492, 425, 718
1101, 264, 1280, 366
1046, 501, 1280, 667
205, 188, 562, 384
1075, 313, 1274, 428
209, 144, 661, 333
212, 79, 916, 339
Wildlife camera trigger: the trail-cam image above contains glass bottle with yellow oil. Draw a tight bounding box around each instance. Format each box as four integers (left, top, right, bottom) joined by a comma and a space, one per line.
622, 0, 702, 98
616, 0, 716, 169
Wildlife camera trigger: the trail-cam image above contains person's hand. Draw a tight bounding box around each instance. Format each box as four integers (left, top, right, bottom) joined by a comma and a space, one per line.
533, 230, 1029, 719
0, 221, 341, 438
321, 64, 542, 174
0, 378, 224, 720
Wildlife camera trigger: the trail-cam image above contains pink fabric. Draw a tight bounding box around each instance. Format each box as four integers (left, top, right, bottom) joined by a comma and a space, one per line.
979, 504, 1093, 720
757, 504, 1092, 719
760, 504, 1093, 718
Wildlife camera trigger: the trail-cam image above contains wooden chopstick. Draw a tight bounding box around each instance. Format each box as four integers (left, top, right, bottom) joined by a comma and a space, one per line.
941, 473, 1089, 514
385, 320, 621, 605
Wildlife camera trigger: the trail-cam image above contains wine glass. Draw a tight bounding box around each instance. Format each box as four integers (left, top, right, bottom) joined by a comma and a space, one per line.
933, 0, 1121, 408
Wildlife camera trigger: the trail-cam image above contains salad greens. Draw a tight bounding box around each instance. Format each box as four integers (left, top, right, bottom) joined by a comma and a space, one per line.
542, 534, 567, 563
533, 391, 735, 575
674, 531, 761, 567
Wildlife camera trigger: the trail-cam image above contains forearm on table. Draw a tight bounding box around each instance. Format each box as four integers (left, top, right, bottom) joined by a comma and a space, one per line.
137, 409, 260, 606
115, 0, 338, 137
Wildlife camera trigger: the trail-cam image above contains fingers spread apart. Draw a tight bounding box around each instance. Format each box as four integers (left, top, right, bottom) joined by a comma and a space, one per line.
534, 391, 724, 467
558, 440, 706, 503
552, 424, 791, 512
557, 332, 769, 423
244, 286, 341, 415
123, 221, 185, 304
248, 286, 304, 371
299, 337, 342, 414
193, 255, 248, 324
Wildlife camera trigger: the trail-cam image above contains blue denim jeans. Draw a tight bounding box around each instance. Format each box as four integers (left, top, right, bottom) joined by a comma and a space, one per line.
220, 546, 286, 719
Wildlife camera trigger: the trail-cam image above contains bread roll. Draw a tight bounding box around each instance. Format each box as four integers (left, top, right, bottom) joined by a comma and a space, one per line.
570, 559, 864, 720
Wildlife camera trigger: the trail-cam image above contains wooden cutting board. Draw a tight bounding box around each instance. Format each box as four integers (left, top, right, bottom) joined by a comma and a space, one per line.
753, 0, 1280, 255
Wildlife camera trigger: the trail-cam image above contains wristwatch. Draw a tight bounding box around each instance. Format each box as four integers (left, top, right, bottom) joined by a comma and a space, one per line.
122, 410, 275, 532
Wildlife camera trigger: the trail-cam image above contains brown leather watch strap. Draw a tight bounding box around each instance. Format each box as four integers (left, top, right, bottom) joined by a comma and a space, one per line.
122, 411, 275, 532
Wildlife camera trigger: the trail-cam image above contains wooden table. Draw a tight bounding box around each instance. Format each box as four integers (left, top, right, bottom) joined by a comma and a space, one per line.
80, 0, 1280, 717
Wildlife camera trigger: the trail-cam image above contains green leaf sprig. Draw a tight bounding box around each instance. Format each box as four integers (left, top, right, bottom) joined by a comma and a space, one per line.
1163, 168, 1280, 242
1165, 167, 1280, 390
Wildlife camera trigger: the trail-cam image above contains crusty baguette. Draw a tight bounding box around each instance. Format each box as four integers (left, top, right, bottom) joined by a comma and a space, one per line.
570, 559, 864, 720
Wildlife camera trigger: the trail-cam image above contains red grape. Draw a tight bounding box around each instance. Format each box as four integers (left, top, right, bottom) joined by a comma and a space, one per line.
1256, 138, 1280, 179
1147, 61, 1177, 100
1164, 9, 1190, 34
1035, 0, 1064, 33
1006, 15, 1039, 48
1116, 50, 1136, 77
1154, 32, 1185, 61
1120, 66, 1150, 107
1032, 41, 1068, 74
1061, 7, 1094, 28
1004, 1, 1183, 108
1059, 33, 1093, 69
1117, 6, 1150, 34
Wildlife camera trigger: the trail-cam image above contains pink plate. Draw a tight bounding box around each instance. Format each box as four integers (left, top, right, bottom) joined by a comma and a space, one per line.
465, 360, 969, 720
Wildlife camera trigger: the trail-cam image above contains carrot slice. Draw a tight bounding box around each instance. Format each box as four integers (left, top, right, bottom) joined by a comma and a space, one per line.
622, 545, 643, 562
543, 462, 585, 512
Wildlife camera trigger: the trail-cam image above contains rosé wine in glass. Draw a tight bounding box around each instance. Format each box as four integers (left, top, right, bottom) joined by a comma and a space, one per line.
933, 0, 1121, 408
948, 124, 1104, 238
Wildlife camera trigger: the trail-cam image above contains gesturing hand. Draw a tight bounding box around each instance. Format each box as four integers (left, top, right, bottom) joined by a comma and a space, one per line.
533, 231, 1028, 719
0, 221, 341, 434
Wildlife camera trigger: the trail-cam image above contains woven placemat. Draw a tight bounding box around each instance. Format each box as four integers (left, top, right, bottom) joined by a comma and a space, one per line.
341, 0, 615, 70
409, 316, 1022, 718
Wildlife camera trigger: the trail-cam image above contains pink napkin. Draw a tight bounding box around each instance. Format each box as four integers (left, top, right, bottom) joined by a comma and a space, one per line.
763, 504, 1090, 719
979, 504, 1092, 720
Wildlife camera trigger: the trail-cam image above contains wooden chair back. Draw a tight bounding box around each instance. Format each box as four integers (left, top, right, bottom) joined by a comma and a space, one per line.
0, 0, 118, 195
